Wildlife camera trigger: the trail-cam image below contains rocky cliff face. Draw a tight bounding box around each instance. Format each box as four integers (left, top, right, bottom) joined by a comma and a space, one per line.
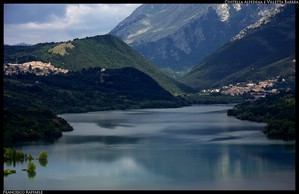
110, 4, 280, 72
181, 5, 295, 90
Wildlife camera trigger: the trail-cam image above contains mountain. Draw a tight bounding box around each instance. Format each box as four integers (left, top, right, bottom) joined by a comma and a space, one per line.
181, 5, 295, 90
4, 67, 188, 114
110, 4, 280, 72
3, 34, 193, 94
4, 67, 190, 145
12, 43, 32, 46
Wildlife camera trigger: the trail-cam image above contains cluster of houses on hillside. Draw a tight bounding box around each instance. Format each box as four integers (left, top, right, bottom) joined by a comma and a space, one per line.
203, 58, 295, 100
4, 61, 69, 76
204, 79, 280, 100
221, 80, 278, 96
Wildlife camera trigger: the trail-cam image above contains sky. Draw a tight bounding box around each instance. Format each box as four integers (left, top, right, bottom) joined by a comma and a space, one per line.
4, 4, 141, 45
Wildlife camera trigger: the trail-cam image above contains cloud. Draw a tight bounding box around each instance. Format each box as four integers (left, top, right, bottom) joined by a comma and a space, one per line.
4, 4, 141, 45
4, 4, 67, 24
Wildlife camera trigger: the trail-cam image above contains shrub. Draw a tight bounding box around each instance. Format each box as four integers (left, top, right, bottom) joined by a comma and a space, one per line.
27, 162, 36, 172
38, 151, 48, 161
27, 153, 34, 161
4, 169, 16, 176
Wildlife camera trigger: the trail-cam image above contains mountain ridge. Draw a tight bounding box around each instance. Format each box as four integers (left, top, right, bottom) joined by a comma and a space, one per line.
110, 4, 279, 72
3, 34, 193, 94
181, 5, 295, 90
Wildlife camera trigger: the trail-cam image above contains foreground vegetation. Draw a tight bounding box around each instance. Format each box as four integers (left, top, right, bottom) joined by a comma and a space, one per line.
4, 108, 73, 146
4, 148, 48, 177
4, 169, 16, 176
227, 91, 295, 140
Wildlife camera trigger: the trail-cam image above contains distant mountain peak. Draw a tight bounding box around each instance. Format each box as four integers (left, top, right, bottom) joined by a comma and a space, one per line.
231, 4, 285, 41
110, 4, 278, 72
13, 43, 32, 46
216, 4, 230, 22
182, 4, 295, 90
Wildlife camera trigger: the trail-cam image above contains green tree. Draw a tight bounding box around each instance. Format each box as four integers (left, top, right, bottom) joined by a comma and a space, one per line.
38, 151, 48, 161
27, 153, 34, 161
4, 147, 14, 160
27, 162, 36, 173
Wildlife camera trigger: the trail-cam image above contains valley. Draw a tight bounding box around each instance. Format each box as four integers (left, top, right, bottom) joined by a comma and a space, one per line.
110, 4, 281, 72
3, 3, 296, 190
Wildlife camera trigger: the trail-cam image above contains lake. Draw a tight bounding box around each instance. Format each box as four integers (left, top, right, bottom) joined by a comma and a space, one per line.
4, 105, 295, 190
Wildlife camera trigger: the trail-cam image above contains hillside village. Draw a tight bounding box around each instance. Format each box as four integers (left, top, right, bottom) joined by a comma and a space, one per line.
3, 60, 293, 102
221, 80, 278, 96
4, 61, 69, 76
202, 78, 287, 100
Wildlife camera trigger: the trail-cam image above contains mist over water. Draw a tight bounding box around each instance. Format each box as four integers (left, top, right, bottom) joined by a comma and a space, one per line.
4, 105, 295, 190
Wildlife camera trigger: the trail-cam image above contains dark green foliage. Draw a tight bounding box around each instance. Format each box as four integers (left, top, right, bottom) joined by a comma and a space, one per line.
27, 171, 36, 178
227, 92, 295, 140
38, 151, 48, 161
3, 35, 192, 94
4, 67, 188, 115
181, 93, 244, 104
3, 67, 191, 144
4, 169, 16, 176
27, 153, 34, 161
39, 158, 48, 167
27, 162, 36, 173
4, 147, 25, 161
38, 151, 48, 167
3, 108, 73, 146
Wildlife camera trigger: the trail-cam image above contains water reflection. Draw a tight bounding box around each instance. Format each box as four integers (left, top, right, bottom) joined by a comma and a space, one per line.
126, 144, 294, 181
27, 171, 36, 179
60, 135, 142, 145
39, 159, 48, 167
96, 119, 134, 129
4, 105, 295, 190
49, 137, 294, 184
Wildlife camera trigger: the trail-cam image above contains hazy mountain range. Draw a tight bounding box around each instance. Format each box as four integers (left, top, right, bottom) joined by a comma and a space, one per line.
110, 4, 282, 73
182, 5, 295, 90
4, 4, 295, 92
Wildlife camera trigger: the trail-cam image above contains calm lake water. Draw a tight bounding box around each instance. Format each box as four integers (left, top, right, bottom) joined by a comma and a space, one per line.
4, 105, 295, 190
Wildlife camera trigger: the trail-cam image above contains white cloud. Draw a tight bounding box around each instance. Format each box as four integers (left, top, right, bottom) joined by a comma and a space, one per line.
4, 4, 141, 45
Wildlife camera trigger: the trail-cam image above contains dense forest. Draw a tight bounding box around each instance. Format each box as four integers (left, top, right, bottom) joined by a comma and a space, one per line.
4, 67, 190, 145
227, 91, 295, 140
4, 108, 73, 146
180, 92, 244, 104
4, 67, 188, 114
4, 65, 295, 144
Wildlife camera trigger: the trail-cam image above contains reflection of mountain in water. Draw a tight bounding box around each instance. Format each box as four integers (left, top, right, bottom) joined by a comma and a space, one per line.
130, 144, 295, 181
58, 105, 295, 185
60, 135, 141, 145
96, 119, 134, 129
58, 132, 295, 181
